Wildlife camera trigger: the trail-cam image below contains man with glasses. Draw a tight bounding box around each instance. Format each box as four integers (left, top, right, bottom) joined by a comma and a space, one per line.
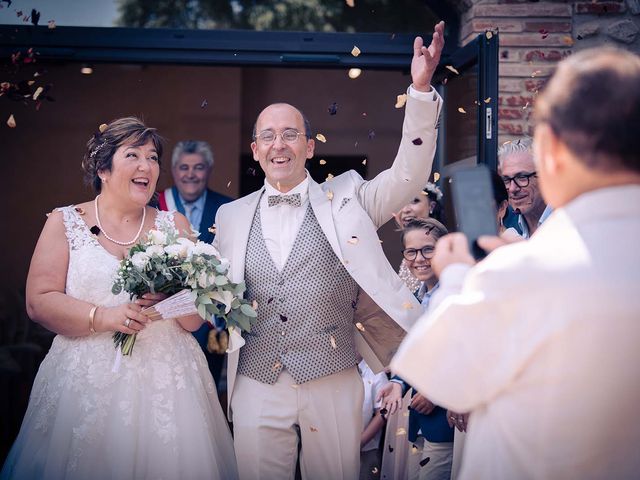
498, 138, 549, 238
214, 22, 445, 480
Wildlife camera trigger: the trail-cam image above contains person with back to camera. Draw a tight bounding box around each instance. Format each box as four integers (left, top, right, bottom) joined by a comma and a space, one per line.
0, 117, 238, 480
391, 46, 640, 479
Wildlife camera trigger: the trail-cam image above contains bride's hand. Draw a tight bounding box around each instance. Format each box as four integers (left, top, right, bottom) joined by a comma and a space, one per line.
135, 292, 168, 309
94, 303, 150, 334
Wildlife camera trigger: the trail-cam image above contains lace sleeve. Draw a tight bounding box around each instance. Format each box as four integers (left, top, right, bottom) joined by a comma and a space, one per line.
154, 209, 178, 236
57, 206, 97, 251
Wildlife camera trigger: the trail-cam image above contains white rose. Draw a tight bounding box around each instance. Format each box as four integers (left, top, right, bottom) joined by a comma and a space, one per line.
197, 271, 210, 289
176, 237, 196, 257
217, 257, 230, 273
146, 245, 165, 257
164, 244, 188, 258
148, 229, 167, 245
130, 252, 150, 270
192, 241, 220, 258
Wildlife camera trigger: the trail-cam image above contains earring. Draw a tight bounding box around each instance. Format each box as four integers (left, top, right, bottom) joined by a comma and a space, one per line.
100, 177, 106, 183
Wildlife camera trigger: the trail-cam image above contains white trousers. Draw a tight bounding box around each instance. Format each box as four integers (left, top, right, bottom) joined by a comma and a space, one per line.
232, 367, 364, 480
407, 437, 453, 480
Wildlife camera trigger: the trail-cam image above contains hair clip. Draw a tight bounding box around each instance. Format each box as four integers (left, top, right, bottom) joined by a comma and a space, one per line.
89, 141, 106, 158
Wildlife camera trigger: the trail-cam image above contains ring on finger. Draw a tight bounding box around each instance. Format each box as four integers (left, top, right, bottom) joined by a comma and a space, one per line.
124, 318, 131, 328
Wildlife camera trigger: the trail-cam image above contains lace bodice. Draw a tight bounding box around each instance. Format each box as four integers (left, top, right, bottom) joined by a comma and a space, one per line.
58, 206, 175, 309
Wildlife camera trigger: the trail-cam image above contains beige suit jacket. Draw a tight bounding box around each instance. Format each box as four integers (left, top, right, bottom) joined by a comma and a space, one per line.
214, 91, 443, 415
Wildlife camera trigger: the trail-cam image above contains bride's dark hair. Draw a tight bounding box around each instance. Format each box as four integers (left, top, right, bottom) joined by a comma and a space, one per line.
81, 117, 164, 193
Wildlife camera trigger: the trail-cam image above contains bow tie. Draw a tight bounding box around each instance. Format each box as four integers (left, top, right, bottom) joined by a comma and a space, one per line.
268, 193, 302, 208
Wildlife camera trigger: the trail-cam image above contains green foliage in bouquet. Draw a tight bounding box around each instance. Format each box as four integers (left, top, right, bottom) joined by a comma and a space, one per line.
111, 227, 257, 356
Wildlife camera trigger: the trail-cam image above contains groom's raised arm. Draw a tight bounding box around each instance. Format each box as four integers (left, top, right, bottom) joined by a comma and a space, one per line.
357, 22, 444, 228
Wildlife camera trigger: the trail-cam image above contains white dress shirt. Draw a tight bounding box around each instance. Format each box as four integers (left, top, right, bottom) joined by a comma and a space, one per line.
392, 185, 640, 479
359, 359, 390, 452
260, 175, 310, 271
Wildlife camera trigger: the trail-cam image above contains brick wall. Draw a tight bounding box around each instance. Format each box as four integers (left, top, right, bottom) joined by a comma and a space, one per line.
457, 0, 640, 144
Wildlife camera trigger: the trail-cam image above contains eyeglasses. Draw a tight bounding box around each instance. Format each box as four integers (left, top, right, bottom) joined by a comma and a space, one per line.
501, 172, 537, 188
401, 246, 435, 261
254, 129, 307, 144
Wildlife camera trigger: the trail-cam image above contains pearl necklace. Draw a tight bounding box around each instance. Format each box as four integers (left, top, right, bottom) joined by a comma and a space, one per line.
94, 194, 146, 246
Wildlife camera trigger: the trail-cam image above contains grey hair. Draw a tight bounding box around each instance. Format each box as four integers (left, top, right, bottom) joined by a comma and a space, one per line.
171, 140, 214, 169
497, 137, 533, 170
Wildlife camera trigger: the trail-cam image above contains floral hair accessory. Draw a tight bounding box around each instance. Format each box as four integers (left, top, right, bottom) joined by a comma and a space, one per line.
89, 141, 107, 158
424, 182, 443, 201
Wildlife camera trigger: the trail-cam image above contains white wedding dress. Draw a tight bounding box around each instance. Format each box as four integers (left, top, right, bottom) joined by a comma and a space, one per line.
1, 207, 238, 480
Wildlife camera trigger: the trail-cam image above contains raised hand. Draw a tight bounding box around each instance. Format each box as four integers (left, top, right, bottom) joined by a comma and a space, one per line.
411, 21, 445, 92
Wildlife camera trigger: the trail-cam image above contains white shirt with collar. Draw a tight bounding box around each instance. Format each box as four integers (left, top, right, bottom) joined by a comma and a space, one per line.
260, 175, 310, 271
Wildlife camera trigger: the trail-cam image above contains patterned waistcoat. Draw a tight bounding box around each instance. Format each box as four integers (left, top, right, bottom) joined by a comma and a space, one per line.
237, 203, 359, 384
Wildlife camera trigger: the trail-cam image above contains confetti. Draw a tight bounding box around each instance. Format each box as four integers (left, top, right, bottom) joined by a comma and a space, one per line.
396, 427, 407, 436
562, 36, 575, 46
200, 99, 208, 108
326, 190, 334, 200
355, 322, 365, 332
458, 107, 467, 114
7, 114, 16, 128
411, 445, 419, 454
226, 181, 231, 188
319, 159, 327, 165
330, 335, 337, 349
412, 138, 423, 146
372, 467, 379, 474
348, 68, 362, 79
445, 65, 459, 75
74, 207, 85, 215
402, 302, 414, 310
539, 29, 549, 40
419, 457, 431, 467
327, 102, 338, 115
351, 46, 361, 57
347, 236, 359, 245
47, 20, 56, 29
361, 112, 367, 117
99, 123, 108, 133
272, 361, 282, 372
33, 86, 43, 100
208, 225, 217, 234
434, 172, 440, 182
81, 66, 93, 75
267, 297, 274, 304
316, 133, 327, 143
441, 77, 448, 86
388, 444, 394, 452
280, 314, 288, 322
310, 426, 319, 432
486, 31, 493, 40
484, 97, 491, 103
522, 102, 530, 110
326, 173, 334, 181
345, 0, 355, 6
395, 93, 407, 109
502, 140, 512, 146
531, 70, 542, 78
362, 158, 367, 165
252, 300, 258, 310
246, 167, 257, 176
368, 130, 375, 140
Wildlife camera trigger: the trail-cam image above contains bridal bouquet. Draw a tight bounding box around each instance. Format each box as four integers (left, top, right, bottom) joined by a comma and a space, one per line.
111, 228, 257, 357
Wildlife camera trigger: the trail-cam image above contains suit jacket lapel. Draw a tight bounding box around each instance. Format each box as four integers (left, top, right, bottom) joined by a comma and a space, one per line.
229, 188, 263, 284
308, 178, 343, 260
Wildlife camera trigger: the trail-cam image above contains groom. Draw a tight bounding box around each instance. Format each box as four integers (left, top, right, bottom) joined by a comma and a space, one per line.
214, 21, 445, 479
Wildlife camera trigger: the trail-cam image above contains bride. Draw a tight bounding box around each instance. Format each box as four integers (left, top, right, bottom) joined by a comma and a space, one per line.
1, 117, 238, 479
